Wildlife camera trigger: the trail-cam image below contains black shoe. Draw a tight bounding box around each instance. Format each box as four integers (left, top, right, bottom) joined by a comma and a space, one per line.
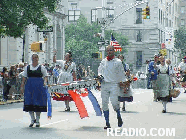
184, 90, 186, 93
65, 108, 70, 111
104, 122, 111, 129
122, 107, 126, 111
162, 110, 166, 113
36, 122, 40, 127
118, 117, 123, 127
153, 99, 158, 102
29, 120, 36, 127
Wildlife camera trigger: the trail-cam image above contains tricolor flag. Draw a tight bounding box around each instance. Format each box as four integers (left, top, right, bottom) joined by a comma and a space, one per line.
110, 33, 122, 52
68, 88, 102, 119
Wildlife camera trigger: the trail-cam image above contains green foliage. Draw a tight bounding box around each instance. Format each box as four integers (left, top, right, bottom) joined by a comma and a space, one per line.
0, 0, 58, 38
174, 27, 186, 57
65, 15, 129, 66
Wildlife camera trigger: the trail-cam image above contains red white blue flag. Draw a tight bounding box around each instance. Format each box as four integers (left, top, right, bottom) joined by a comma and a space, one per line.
68, 88, 102, 119
110, 33, 122, 52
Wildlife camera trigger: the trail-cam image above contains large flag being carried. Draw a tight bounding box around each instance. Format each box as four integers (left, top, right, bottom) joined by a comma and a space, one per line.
68, 88, 102, 119
110, 33, 122, 52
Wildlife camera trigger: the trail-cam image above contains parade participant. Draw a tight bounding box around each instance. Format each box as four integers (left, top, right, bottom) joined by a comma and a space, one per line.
156, 56, 172, 113
21, 54, 51, 127
178, 56, 186, 93
145, 60, 151, 89
148, 54, 159, 102
98, 45, 126, 129
117, 54, 132, 111
53, 51, 76, 111
166, 59, 176, 88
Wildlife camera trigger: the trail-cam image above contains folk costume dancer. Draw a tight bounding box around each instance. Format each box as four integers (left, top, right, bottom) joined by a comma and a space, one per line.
166, 59, 176, 89
178, 56, 186, 93
53, 51, 76, 111
98, 45, 126, 129
156, 56, 172, 113
148, 54, 159, 102
117, 54, 133, 112
21, 54, 51, 127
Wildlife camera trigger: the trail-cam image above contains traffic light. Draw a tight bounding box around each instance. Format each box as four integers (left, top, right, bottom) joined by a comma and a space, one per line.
92, 52, 102, 59
92, 53, 99, 58
142, 8, 147, 19
142, 6, 150, 19
31, 42, 43, 52
146, 6, 150, 19
160, 49, 167, 56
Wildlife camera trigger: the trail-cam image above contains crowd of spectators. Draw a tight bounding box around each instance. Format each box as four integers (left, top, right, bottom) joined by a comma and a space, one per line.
0, 62, 96, 101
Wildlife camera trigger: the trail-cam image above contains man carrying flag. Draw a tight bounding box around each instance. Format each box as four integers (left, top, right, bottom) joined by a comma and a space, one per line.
98, 45, 126, 129
110, 33, 122, 52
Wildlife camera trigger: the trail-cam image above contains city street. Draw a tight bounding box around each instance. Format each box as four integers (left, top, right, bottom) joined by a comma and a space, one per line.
1, 88, 186, 139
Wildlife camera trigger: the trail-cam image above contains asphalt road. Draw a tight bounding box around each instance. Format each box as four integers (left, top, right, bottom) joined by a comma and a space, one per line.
1, 88, 186, 139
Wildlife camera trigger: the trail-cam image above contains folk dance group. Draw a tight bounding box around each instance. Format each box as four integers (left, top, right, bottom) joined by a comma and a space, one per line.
20, 45, 185, 129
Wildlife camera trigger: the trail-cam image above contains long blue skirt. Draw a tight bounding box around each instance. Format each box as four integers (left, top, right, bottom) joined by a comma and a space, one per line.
23, 77, 47, 112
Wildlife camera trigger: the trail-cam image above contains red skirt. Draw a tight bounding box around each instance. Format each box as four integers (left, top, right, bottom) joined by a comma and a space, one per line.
52, 92, 73, 101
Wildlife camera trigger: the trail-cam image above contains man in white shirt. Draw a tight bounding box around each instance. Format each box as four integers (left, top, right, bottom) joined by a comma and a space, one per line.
98, 45, 126, 129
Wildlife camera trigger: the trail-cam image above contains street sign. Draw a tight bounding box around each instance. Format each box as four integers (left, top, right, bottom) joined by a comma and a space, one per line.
105, 40, 110, 45
37, 26, 53, 32
97, 41, 105, 45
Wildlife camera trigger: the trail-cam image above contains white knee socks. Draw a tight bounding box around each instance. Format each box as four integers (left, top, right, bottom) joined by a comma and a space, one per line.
29, 111, 35, 123
162, 101, 167, 111
36, 112, 41, 123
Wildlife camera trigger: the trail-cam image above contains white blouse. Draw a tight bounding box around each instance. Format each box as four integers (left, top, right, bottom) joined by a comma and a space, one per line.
56, 60, 76, 73
22, 64, 48, 77
157, 64, 169, 73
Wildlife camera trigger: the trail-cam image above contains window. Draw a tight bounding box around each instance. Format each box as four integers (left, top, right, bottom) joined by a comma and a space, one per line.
175, 3, 177, 12
68, 10, 81, 22
107, 0, 114, 4
181, 6, 185, 13
165, 18, 168, 27
136, 30, 142, 42
136, 0, 142, 1
175, 17, 176, 26
181, 19, 185, 26
159, 9, 160, 23
136, 8, 142, 24
169, 5, 171, 14
91, 9, 97, 23
106, 9, 114, 18
161, 10, 162, 24
136, 51, 142, 69
169, 20, 171, 27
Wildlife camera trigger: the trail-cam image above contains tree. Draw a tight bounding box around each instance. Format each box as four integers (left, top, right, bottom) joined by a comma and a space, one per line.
0, 0, 58, 38
174, 27, 186, 58
65, 15, 129, 68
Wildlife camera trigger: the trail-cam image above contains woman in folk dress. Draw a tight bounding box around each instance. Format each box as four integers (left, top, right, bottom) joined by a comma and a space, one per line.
53, 51, 76, 111
117, 55, 133, 111
21, 54, 51, 127
156, 56, 172, 113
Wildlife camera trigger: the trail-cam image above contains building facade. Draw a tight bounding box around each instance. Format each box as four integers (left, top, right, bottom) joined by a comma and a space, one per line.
64, 0, 180, 73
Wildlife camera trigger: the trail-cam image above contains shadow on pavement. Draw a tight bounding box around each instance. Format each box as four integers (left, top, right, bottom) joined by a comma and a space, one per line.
23, 127, 58, 131
58, 111, 77, 113
75, 126, 103, 132
121, 111, 139, 114
166, 112, 186, 115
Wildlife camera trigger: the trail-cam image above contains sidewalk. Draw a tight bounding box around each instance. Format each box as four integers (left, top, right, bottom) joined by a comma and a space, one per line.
0, 99, 24, 105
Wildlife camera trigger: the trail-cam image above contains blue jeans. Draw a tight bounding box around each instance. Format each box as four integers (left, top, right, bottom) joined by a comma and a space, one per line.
147, 73, 151, 89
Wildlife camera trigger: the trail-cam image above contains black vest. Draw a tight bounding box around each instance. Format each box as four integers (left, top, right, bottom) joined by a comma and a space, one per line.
27, 65, 43, 77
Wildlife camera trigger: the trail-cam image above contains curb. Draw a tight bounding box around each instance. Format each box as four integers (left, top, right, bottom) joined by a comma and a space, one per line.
0, 99, 24, 105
